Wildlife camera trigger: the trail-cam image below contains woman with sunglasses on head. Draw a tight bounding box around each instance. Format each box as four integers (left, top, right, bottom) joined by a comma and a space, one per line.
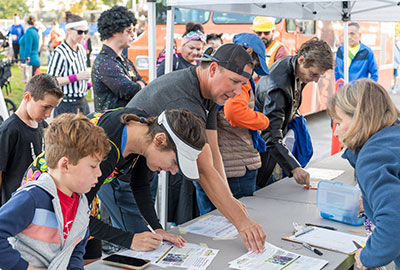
157, 22, 206, 77
48, 12, 91, 117
328, 79, 400, 270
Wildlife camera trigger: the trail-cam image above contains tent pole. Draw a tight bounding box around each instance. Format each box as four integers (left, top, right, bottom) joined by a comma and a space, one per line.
344, 21, 349, 84
147, 0, 156, 82
0, 90, 9, 122
165, 6, 175, 74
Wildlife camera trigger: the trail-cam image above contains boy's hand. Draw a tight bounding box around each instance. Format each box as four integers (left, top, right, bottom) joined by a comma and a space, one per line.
130, 231, 162, 251
155, 228, 186, 248
28, 265, 47, 270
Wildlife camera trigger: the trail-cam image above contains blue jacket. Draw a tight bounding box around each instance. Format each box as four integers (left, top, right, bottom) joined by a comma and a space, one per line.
335, 42, 378, 83
0, 173, 89, 270
19, 26, 40, 66
7, 24, 25, 44
342, 124, 400, 268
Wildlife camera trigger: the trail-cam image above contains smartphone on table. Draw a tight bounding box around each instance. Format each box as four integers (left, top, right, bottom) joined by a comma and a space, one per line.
102, 254, 151, 269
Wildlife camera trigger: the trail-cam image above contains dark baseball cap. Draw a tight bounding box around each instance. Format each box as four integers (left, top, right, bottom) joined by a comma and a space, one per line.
196, 43, 254, 79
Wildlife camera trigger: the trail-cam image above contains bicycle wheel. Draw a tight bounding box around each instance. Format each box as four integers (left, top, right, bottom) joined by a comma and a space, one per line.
4, 98, 17, 116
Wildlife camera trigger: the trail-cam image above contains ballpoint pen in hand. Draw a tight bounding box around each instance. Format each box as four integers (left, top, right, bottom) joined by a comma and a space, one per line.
302, 243, 323, 256
142, 216, 156, 234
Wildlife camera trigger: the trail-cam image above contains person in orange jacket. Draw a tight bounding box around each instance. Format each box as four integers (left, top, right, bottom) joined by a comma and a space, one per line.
193, 33, 270, 214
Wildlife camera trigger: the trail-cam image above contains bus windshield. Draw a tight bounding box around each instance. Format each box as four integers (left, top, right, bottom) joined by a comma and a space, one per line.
212, 12, 256, 24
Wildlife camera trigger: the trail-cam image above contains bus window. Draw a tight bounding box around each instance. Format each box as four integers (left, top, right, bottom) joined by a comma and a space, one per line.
156, 3, 210, 25
212, 12, 256, 24
174, 9, 210, 24
286, 19, 316, 35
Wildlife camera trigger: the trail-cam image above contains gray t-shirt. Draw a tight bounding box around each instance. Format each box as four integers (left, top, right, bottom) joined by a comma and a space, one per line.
126, 66, 218, 130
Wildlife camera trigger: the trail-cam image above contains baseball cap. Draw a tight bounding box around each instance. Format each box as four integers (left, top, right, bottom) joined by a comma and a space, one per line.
157, 111, 202, 180
196, 43, 254, 79
233, 33, 269, 76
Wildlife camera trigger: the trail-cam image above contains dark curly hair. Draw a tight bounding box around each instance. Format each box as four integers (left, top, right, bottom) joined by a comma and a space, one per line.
98, 6, 137, 41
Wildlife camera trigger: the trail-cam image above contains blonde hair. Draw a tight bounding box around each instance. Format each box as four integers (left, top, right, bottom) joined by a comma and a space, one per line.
327, 79, 399, 151
45, 113, 111, 168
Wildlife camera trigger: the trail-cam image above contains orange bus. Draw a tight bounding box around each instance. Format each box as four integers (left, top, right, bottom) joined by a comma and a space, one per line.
128, 6, 394, 115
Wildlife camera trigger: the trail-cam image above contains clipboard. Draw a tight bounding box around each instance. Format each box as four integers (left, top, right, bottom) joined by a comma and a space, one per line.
282, 227, 368, 255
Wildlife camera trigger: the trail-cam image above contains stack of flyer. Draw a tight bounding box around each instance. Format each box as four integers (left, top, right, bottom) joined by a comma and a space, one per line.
229, 242, 328, 270
119, 242, 218, 269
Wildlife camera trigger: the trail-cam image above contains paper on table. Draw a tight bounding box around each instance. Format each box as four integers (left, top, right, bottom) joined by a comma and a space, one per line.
304, 168, 345, 189
285, 227, 367, 254
228, 242, 328, 270
306, 168, 345, 180
182, 215, 238, 238
119, 242, 219, 269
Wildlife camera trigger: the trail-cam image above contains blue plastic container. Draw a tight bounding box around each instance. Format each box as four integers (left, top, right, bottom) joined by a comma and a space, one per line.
316, 181, 365, 226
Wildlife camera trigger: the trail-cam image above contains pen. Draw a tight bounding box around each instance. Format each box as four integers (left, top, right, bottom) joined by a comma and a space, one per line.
294, 227, 314, 237
302, 243, 323, 256
305, 223, 337, 231
142, 216, 156, 234
352, 240, 365, 249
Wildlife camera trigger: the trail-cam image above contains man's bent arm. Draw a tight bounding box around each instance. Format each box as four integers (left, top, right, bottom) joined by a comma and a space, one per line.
196, 144, 266, 252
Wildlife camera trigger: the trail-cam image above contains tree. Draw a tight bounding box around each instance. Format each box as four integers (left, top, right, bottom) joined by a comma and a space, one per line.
0, 0, 29, 19
70, 0, 99, 15
102, 0, 123, 8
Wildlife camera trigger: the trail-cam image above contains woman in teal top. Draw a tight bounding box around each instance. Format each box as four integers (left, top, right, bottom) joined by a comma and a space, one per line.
20, 15, 40, 76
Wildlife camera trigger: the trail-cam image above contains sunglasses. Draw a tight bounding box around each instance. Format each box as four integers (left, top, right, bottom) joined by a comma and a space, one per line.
255, 31, 271, 36
71, 28, 88, 35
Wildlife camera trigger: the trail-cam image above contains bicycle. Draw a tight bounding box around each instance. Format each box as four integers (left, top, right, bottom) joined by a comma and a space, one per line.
0, 58, 27, 124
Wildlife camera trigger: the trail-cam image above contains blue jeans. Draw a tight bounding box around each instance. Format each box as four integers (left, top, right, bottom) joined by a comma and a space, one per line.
193, 169, 258, 215
97, 179, 152, 233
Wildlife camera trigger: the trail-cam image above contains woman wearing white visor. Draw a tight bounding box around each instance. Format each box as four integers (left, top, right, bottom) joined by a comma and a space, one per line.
23, 107, 206, 262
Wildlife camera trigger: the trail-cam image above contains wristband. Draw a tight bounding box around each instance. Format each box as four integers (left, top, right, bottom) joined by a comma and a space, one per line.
68, 74, 78, 83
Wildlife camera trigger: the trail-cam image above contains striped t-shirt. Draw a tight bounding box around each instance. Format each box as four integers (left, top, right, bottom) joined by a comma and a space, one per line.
47, 41, 88, 102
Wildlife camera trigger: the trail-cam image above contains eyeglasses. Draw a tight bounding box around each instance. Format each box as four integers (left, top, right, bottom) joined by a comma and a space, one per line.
71, 28, 88, 35
255, 31, 271, 36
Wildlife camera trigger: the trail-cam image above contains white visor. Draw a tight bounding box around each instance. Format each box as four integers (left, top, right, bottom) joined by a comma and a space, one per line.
157, 111, 202, 179
66, 20, 88, 29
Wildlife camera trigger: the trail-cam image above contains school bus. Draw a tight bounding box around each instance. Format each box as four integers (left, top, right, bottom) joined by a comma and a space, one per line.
128, 7, 394, 115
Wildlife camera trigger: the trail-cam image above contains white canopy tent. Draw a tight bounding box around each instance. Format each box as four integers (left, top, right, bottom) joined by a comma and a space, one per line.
147, 0, 400, 227
167, 0, 400, 22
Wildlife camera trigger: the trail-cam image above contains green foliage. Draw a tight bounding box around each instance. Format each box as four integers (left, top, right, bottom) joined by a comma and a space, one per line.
0, 0, 29, 19
102, 0, 123, 8
71, 0, 99, 14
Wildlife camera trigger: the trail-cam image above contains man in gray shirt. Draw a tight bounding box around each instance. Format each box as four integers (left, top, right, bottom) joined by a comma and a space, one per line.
127, 44, 266, 253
